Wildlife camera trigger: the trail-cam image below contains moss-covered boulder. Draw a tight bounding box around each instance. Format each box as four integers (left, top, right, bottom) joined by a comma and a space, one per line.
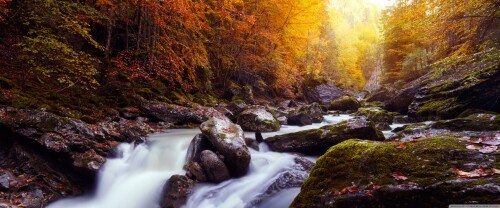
356, 107, 396, 124
329, 96, 360, 111
390, 113, 500, 141
291, 136, 500, 208
200, 117, 251, 177
237, 108, 280, 132
265, 117, 384, 155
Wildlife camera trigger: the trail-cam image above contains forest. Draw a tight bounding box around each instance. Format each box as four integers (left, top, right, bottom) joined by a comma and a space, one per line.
0, 0, 499, 207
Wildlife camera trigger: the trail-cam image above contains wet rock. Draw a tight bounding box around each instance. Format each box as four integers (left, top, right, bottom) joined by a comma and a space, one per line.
277, 116, 287, 125
226, 101, 247, 117
393, 115, 416, 124
185, 134, 214, 165
255, 131, 264, 143
121, 107, 141, 119
356, 107, 396, 124
160, 175, 196, 208
237, 108, 280, 132
140, 101, 204, 124
291, 137, 500, 208
200, 150, 231, 183
185, 162, 207, 182
302, 82, 346, 105
265, 117, 384, 155
390, 114, 500, 141
287, 114, 312, 126
244, 137, 260, 151
199, 117, 251, 177
288, 103, 324, 126
247, 157, 315, 207
329, 96, 360, 111
375, 122, 392, 131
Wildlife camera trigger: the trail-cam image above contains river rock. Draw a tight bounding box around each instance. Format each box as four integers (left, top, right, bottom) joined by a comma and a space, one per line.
302, 82, 346, 105
140, 101, 204, 124
200, 150, 231, 183
185, 134, 214, 165
375, 122, 392, 131
237, 108, 280, 132
246, 157, 316, 207
185, 162, 207, 182
160, 175, 196, 208
389, 113, 500, 141
356, 107, 396, 124
291, 136, 500, 207
265, 117, 384, 155
0, 106, 156, 207
329, 96, 360, 111
288, 103, 324, 126
226, 101, 247, 117
199, 117, 251, 177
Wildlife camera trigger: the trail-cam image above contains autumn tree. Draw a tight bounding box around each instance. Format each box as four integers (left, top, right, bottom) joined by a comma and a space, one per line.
11, 0, 102, 90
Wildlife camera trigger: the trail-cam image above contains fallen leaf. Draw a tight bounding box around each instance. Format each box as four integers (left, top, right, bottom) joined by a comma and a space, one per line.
365, 190, 373, 197
372, 185, 382, 190
347, 186, 359, 193
479, 145, 498, 154
341, 187, 348, 195
451, 167, 495, 178
396, 143, 406, 149
466, 144, 481, 150
391, 172, 408, 181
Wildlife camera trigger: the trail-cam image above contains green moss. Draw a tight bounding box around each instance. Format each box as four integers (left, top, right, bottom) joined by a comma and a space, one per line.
457, 108, 498, 118
217, 133, 227, 139
357, 107, 394, 123
292, 136, 495, 207
329, 96, 360, 111
362, 101, 385, 108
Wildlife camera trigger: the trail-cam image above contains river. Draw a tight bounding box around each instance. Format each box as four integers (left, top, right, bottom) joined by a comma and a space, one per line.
48, 114, 401, 208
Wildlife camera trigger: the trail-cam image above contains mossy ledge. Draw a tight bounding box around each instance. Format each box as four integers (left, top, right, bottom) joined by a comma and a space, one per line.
291, 136, 500, 207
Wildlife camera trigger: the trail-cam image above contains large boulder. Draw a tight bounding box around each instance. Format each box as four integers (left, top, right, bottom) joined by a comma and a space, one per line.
199, 150, 231, 183
302, 82, 346, 105
288, 103, 324, 126
291, 136, 500, 207
356, 107, 397, 124
160, 175, 196, 208
237, 108, 280, 132
0, 106, 156, 206
199, 117, 251, 177
390, 113, 500, 141
265, 117, 385, 155
140, 101, 204, 124
329, 96, 360, 111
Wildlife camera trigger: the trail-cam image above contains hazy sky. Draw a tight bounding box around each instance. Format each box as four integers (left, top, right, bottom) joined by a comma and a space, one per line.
367, 0, 395, 7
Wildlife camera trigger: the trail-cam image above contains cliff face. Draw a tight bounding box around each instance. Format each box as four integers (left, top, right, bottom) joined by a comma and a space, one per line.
367, 49, 500, 120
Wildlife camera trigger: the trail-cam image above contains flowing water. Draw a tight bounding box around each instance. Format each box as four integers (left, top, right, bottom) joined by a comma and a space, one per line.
48, 115, 357, 208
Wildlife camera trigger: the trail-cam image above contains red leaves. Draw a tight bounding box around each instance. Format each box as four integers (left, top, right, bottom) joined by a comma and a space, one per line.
332, 184, 382, 197
391, 172, 408, 181
396, 143, 406, 149
451, 167, 500, 178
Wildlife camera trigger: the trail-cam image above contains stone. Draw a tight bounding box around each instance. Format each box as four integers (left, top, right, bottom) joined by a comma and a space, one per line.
265, 117, 385, 155
199, 117, 251, 177
160, 175, 196, 208
291, 136, 500, 207
237, 108, 280, 132
199, 150, 231, 183
329, 96, 361, 111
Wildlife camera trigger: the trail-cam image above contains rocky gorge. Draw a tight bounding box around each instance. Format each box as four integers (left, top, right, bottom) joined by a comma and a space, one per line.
0, 50, 498, 208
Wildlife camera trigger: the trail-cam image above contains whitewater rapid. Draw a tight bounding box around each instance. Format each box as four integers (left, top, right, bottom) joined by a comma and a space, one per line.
48, 115, 354, 208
